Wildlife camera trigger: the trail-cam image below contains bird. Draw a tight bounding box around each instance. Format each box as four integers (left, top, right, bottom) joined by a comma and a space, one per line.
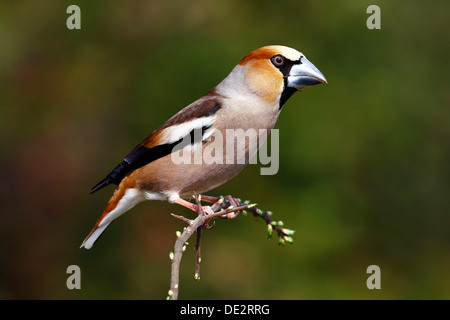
81, 45, 327, 249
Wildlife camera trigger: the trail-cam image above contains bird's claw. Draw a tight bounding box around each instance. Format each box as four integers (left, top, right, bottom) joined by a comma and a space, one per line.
224, 195, 242, 219
202, 220, 215, 230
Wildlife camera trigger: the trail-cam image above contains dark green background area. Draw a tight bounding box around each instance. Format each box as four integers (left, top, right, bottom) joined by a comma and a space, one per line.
1, 0, 448, 299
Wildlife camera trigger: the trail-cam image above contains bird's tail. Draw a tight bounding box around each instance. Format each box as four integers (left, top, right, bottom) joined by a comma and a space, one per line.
81, 181, 144, 249
80, 221, 112, 250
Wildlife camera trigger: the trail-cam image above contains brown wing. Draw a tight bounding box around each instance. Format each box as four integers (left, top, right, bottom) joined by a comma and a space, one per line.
90, 92, 222, 194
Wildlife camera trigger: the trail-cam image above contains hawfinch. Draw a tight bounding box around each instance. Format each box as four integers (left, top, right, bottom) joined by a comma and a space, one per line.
81, 45, 327, 249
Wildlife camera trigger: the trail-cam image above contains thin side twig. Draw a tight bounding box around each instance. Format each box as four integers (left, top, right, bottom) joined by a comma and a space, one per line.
194, 226, 201, 281
193, 193, 203, 281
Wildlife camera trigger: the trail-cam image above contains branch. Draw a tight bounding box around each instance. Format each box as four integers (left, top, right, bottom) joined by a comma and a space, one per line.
243, 203, 296, 245
167, 193, 295, 300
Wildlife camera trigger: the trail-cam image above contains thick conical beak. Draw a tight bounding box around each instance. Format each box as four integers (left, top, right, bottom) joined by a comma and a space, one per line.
287, 56, 327, 90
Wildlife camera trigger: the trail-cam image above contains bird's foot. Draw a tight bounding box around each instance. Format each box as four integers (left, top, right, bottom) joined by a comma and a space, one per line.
223, 195, 242, 219
173, 197, 215, 229
197, 205, 216, 230
201, 194, 243, 219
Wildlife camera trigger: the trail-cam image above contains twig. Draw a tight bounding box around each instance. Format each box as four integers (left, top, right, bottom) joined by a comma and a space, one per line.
170, 213, 191, 225
168, 194, 252, 300
194, 226, 201, 281
242, 204, 295, 245
167, 193, 294, 300
193, 194, 202, 281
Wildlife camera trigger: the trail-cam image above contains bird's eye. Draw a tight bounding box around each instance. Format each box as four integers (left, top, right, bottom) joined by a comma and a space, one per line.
271, 55, 285, 67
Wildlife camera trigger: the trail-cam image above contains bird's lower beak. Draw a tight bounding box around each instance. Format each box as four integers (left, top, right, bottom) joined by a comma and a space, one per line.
287, 56, 327, 90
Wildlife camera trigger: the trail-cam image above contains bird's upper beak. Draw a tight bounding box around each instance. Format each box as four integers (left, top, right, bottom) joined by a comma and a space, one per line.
287, 56, 327, 90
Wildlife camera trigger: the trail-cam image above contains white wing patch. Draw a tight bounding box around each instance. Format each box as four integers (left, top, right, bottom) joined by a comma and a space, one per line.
159, 116, 216, 145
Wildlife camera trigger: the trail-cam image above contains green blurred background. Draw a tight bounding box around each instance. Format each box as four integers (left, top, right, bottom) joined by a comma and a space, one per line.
1, 0, 449, 299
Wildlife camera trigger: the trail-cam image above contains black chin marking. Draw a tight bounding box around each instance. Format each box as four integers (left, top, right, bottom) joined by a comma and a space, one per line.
272, 56, 300, 110
279, 87, 297, 110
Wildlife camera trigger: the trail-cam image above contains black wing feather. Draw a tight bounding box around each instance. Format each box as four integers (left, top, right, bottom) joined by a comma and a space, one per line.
89, 125, 212, 194
90, 94, 222, 194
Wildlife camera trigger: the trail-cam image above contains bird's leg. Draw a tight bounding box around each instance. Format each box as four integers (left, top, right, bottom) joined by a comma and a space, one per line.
199, 195, 222, 203
174, 197, 215, 215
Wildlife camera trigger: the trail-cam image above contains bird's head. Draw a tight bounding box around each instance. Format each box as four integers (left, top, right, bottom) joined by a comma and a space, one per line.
222, 45, 327, 108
